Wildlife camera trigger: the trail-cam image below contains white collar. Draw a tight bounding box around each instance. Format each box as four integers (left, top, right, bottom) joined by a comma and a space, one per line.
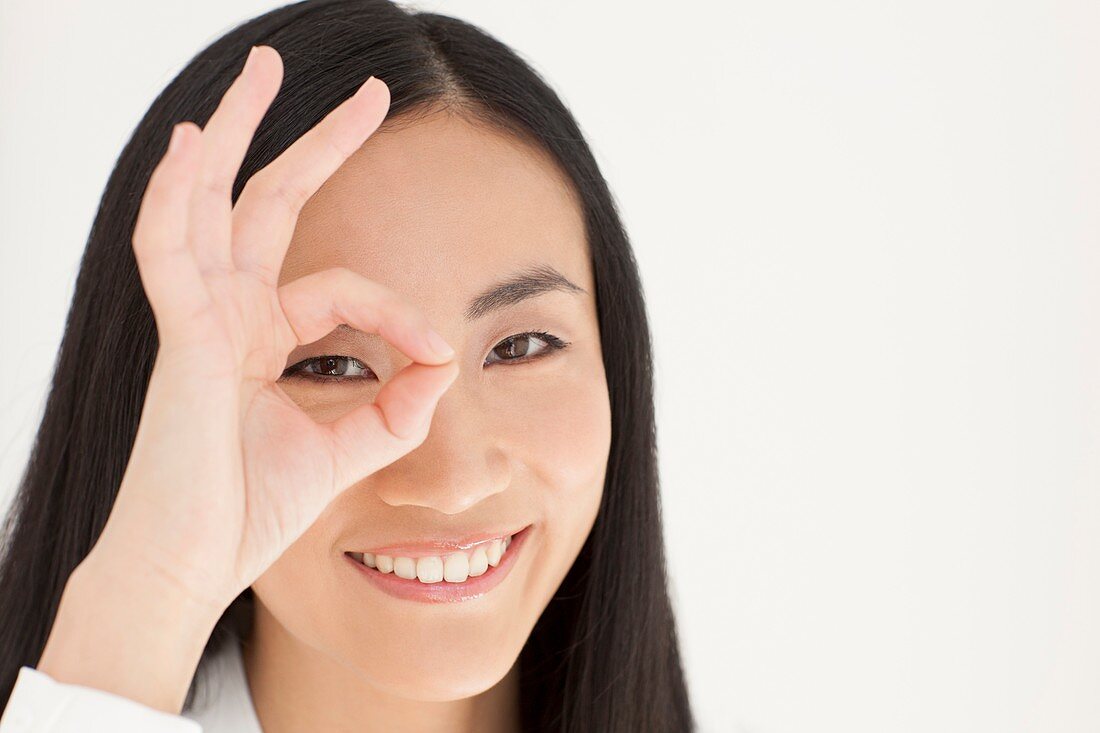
182, 637, 264, 732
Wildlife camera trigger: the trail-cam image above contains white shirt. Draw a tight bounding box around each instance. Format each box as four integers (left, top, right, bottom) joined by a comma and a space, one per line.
0, 637, 263, 732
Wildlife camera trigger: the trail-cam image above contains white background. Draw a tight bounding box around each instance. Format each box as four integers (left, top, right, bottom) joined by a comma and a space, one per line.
2, 2, 1099, 731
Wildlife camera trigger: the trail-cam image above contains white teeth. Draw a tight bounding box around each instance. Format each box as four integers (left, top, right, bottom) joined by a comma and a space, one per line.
357, 533, 516, 583
393, 557, 417, 580
417, 556, 444, 583
443, 552, 470, 583
486, 539, 503, 567
468, 546, 489, 576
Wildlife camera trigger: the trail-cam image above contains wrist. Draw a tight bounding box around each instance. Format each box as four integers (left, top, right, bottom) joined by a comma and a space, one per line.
35, 547, 227, 714
84, 526, 236, 616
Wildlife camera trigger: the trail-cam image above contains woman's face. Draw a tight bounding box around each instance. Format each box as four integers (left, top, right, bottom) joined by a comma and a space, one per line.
248, 109, 611, 702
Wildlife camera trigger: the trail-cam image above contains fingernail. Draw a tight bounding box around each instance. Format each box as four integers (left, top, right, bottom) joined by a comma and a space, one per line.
355, 75, 378, 98
168, 124, 184, 155
242, 45, 260, 75
425, 328, 454, 358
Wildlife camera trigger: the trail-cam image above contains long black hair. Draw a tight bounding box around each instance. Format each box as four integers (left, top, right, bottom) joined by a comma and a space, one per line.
0, 1, 695, 729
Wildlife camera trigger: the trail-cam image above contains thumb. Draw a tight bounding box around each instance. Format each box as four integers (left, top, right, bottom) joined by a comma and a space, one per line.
324, 359, 460, 489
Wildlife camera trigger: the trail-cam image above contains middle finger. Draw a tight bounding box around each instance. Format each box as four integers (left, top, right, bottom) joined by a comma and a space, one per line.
190, 45, 283, 276
229, 74, 391, 286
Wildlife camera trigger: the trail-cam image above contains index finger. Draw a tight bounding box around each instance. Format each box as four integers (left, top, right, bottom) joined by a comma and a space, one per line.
277, 266, 456, 367
229, 74, 391, 285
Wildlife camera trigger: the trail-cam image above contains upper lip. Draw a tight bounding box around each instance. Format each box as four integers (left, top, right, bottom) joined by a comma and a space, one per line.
346, 523, 532, 558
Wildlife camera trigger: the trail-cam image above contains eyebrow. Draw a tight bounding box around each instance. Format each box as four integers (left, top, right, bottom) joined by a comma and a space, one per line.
462, 263, 587, 321
329, 264, 587, 340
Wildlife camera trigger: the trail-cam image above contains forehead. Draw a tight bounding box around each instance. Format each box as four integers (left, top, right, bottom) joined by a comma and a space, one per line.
279, 110, 592, 319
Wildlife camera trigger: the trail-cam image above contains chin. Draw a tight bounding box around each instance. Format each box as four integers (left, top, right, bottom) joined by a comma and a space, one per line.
250, 520, 549, 701
346, 632, 523, 701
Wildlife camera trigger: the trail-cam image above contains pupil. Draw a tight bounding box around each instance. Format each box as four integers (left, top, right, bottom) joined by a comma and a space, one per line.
320, 357, 344, 375
506, 336, 528, 358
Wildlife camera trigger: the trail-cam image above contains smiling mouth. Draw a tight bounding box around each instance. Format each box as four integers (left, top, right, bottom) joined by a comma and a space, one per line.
343, 526, 527, 585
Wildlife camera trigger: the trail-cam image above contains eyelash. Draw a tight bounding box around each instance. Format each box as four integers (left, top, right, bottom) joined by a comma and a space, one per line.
280, 330, 570, 384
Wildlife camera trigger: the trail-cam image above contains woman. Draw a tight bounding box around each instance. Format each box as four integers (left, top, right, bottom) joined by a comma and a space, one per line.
0, 1, 694, 731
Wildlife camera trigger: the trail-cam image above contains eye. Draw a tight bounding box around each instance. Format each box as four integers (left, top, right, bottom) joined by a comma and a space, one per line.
279, 330, 571, 384
280, 355, 374, 384
484, 330, 570, 367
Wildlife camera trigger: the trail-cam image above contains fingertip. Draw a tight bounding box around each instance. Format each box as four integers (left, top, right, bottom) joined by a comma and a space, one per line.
168, 124, 185, 156
248, 45, 284, 91
254, 44, 281, 66
424, 328, 455, 360
167, 121, 199, 159
442, 357, 461, 384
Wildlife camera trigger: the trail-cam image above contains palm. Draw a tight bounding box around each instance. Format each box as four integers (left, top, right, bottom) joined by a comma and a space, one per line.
209, 274, 338, 592
239, 377, 338, 588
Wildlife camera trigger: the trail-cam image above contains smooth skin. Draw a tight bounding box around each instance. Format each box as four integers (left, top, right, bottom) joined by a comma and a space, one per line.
239, 76, 609, 733
36, 46, 460, 713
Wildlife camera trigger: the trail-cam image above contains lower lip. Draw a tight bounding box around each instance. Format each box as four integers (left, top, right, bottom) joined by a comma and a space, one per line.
343, 525, 533, 604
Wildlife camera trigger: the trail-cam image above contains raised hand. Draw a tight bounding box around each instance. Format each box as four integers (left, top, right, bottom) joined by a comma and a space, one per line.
25, 45, 462, 716
98, 45, 460, 613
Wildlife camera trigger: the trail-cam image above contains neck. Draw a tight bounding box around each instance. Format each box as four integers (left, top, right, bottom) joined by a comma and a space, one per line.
241, 599, 521, 733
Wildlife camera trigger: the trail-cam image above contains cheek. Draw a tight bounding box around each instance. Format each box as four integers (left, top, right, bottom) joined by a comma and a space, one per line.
522, 368, 611, 499
504, 356, 612, 584
249, 523, 338, 635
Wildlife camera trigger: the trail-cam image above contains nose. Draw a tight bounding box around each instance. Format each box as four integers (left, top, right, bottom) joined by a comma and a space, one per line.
370, 387, 511, 514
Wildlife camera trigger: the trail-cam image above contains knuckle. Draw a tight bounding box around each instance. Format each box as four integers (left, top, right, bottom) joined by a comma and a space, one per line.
197, 174, 232, 201
318, 265, 356, 296
254, 170, 310, 215
330, 265, 357, 285
322, 132, 352, 164
244, 258, 280, 287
